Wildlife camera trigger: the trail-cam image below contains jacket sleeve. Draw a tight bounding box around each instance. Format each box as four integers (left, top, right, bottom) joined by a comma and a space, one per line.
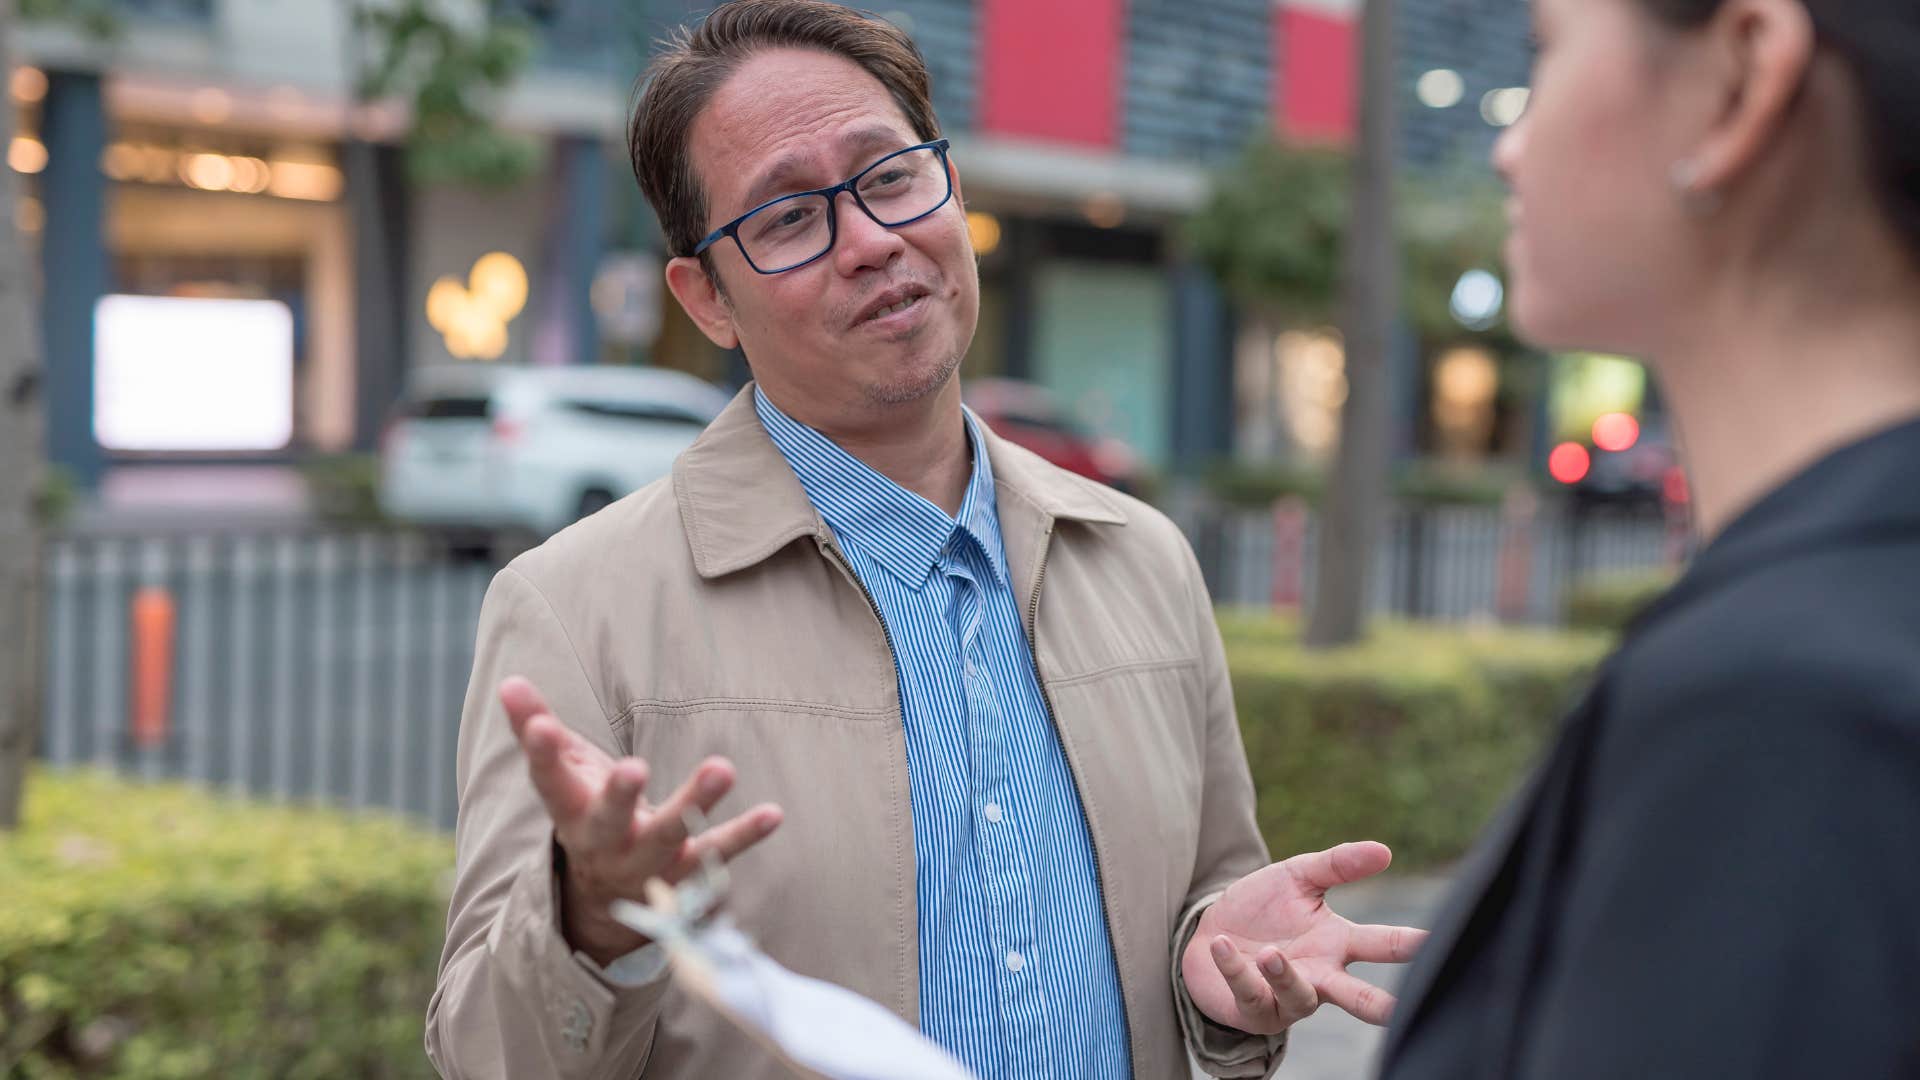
1168, 538, 1288, 1079
425, 567, 671, 1079
1512, 671, 1920, 1079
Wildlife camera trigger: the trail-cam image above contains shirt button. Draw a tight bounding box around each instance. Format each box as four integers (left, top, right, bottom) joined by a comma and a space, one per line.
1006, 950, 1025, 973
983, 802, 1002, 823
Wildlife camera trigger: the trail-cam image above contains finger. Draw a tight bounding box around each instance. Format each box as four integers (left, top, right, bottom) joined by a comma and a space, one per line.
1347, 923, 1429, 965
643, 757, 737, 848
1283, 841, 1394, 894
667, 803, 785, 877
1255, 947, 1320, 1022
581, 758, 650, 853
1317, 970, 1397, 1026
517, 713, 597, 822
1209, 937, 1279, 1027
498, 676, 551, 741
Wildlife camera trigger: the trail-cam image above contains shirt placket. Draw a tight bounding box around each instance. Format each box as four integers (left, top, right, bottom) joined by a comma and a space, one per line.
944, 540, 1048, 1080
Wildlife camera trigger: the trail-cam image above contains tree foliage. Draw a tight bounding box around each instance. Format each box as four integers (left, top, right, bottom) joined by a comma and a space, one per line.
1187, 137, 1515, 349
356, 0, 542, 188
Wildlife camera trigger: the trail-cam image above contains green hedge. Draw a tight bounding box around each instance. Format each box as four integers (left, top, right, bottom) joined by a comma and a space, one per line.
0, 772, 450, 1079
1220, 613, 1613, 869
1564, 570, 1678, 634
1203, 458, 1526, 510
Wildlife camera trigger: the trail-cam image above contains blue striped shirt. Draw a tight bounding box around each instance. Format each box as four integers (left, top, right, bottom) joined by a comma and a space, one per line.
755, 388, 1131, 1080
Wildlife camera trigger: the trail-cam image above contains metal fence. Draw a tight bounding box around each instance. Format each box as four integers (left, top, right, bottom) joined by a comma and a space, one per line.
37, 502, 1680, 826
40, 530, 490, 831
1175, 498, 1685, 624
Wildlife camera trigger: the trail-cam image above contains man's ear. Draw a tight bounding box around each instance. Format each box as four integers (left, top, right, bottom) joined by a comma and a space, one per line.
665, 255, 740, 350
949, 154, 965, 211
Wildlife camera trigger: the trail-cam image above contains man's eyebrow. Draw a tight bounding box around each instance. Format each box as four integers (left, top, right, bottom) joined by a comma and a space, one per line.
737, 126, 917, 212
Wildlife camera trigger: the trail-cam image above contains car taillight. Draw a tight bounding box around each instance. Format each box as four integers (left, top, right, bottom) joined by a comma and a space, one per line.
492, 417, 523, 444
1091, 439, 1136, 481
1549, 442, 1591, 485
1663, 465, 1690, 506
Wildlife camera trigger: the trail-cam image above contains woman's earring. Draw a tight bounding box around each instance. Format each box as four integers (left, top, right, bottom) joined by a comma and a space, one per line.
1670, 159, 1724, 216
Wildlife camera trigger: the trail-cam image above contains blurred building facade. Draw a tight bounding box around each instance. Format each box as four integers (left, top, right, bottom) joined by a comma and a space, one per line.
13, 0, 1533, 490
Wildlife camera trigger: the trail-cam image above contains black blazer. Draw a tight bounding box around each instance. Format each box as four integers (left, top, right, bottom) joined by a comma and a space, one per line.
1378, 418, 1920, 1079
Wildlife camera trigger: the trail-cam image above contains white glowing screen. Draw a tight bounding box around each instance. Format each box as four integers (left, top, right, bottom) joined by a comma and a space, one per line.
94, 294, 295, 452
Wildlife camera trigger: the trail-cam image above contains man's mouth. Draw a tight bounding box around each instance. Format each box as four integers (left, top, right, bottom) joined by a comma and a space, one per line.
854, 284, 932, 327
867, 297, 920, 321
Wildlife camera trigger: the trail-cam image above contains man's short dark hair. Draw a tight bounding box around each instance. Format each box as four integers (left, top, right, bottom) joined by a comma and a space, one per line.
628, 0, 943, 279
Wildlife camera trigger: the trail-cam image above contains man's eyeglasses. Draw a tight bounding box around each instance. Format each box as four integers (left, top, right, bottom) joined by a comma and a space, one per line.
691, 139, 955, 275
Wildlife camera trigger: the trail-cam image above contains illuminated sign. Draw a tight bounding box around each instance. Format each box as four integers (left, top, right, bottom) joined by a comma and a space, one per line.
94, 295, 295, 452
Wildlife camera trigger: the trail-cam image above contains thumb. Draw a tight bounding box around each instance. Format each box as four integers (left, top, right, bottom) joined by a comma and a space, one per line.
499, 675, 552, 738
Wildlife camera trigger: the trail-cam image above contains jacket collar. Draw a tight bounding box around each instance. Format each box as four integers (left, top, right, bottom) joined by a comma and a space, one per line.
674, 382, 1128, 581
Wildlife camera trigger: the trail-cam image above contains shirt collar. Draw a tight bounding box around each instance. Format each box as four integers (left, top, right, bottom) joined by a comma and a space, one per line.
754, 386, 1008, 591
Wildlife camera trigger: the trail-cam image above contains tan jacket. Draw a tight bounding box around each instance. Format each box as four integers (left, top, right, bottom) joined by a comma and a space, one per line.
426, 386, 1285, 1079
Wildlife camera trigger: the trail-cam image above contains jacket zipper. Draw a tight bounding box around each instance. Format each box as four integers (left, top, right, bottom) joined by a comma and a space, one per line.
1021, 522, 1135, 1077
820, 535, 899, 668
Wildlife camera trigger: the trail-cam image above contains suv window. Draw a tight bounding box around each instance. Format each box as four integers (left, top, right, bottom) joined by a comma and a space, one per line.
407, 396, 492, 420
564, 400, 710, 427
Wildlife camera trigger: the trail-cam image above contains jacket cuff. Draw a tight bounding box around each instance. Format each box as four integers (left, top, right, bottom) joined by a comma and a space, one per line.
1172, 893, 1288, 1080
486, 841, 670, 1076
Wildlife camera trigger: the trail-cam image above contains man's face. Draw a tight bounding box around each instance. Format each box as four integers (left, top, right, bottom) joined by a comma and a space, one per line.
667, 48, 980, 427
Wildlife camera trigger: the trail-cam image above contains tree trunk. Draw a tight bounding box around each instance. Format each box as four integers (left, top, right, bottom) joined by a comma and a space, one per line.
1304, 0, 1399, 649
0, 0, 49, 828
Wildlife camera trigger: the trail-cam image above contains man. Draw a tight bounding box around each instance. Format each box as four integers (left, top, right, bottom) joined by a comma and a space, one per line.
426, 3, 1425, 1077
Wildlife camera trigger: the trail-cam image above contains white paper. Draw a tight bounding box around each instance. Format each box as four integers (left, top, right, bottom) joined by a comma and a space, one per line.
611, 900, 980, 1080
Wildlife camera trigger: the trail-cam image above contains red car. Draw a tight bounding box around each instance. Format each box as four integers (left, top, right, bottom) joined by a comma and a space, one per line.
963, 379, 1142, 495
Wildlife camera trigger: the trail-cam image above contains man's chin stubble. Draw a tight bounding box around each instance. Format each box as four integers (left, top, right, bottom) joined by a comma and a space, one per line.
862, 346, 965, 407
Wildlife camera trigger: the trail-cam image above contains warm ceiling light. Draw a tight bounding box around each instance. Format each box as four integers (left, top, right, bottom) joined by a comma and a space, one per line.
137, 144, 177, 184
265, 159, 343, 201
227, 155, 271, 194
8, 135, 48, 175
469, 252, 529, 320
182, 151, 235, 191
10, 66, 47, 104
100, 142, 142, 181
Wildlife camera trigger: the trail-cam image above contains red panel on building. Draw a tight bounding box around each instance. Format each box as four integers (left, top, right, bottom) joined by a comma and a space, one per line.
979, 0, 1123, 149
1276, 5, 1357, 145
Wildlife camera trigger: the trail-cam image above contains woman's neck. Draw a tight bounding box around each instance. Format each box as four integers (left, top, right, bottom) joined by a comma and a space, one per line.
1654, 271, 1920, 540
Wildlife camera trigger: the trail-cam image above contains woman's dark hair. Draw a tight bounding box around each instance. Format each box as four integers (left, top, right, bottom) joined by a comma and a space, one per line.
1637, 0, 1920, 260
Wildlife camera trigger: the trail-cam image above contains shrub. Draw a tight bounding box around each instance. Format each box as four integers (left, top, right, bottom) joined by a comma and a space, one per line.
1564, 570, 1678, 634
1219, 613, 1612, 869
0, 771, 451, 1079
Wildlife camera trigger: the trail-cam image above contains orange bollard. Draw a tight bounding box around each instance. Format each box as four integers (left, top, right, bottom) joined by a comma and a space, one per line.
131, 586, 176, 750
1495, 485, 1538, 622
1270, 497, 1309, 610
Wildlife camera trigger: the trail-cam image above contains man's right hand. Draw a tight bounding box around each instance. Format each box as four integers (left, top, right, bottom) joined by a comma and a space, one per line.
499, 675, 785, 966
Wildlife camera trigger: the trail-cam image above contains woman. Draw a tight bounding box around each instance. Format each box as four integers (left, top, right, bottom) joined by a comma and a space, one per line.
1377, 0, 1920, 1076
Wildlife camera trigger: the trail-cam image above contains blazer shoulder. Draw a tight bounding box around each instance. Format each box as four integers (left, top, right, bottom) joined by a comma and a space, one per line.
1612, 547, 1920, 733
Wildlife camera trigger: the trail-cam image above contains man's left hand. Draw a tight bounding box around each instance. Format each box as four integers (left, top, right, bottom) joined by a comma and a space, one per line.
1183, 841, 1429, 1034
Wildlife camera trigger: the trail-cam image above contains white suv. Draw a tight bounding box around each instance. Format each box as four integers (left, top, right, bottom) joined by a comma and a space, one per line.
379, 363, 733, 541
